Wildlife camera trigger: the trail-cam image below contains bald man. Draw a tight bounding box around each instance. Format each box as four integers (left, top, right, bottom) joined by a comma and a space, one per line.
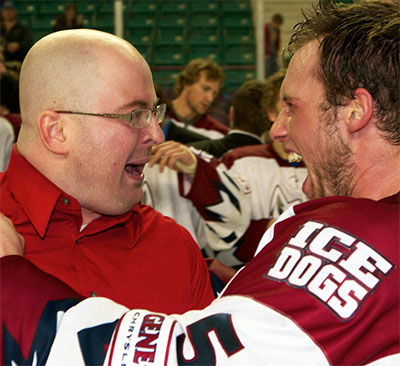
0, 29, 214, 314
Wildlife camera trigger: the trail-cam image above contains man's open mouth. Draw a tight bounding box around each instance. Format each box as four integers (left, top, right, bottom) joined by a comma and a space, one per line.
124, 163, 145, 177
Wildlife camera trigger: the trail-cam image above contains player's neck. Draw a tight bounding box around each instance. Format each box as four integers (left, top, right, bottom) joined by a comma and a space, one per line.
172, 98, 197, 121
351, 150, 400, 201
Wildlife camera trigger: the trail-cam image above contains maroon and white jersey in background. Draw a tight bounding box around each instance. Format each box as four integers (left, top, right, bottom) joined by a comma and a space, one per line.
182, 144, 308, 266
143, 143, 307, 267
3, 193, 398, 365
142, 151, 252, 252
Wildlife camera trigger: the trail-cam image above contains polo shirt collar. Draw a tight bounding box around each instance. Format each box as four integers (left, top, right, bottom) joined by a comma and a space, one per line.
7, 146, 143, 246
7, 146, 64, 238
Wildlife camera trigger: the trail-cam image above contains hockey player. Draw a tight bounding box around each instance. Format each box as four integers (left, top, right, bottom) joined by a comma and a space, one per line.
167, 58, 228, 137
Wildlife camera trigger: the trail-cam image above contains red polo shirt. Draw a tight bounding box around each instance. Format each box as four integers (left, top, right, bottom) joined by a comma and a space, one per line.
0, 146, 214, 314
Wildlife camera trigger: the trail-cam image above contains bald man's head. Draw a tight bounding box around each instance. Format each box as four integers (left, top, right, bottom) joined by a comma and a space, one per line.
16, 29, 163, 218
19, 29, 148, 130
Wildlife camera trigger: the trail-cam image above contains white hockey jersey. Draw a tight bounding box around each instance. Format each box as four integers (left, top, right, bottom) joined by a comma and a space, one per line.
143, 143, 308, 266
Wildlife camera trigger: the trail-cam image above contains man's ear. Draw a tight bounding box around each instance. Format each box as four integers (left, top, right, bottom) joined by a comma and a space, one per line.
345, 88, 373, 134
38, 110, 69, 154
181, 78, 191, 93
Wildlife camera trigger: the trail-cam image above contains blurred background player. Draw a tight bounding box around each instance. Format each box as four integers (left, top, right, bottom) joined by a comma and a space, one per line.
168, 58, 228, 138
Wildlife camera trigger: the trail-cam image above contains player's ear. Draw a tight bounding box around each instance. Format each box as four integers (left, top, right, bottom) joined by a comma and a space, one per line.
181, 77, 191, 93
345, 88, 373, 134
38, 110, 69, 154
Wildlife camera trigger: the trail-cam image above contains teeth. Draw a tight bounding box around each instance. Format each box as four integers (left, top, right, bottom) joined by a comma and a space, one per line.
288, 152, 303, 163
125, 164, 142, 175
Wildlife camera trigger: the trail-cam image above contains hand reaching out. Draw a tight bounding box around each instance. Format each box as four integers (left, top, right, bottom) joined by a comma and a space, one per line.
0, 213, 25, 257
148, 141, 198, 175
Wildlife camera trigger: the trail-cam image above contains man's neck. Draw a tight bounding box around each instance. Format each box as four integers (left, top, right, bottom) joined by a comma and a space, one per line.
352, 167, 400, 201
351, 150, 400, 201
171, 98, 198, 122
81, 208, 101, 226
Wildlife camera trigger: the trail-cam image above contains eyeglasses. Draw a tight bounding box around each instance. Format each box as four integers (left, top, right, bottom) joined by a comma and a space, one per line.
56, 103, 166, 128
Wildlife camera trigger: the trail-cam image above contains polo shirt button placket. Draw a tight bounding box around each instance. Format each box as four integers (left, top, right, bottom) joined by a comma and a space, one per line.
90, 291, 97, 297
62, 197, 70, 205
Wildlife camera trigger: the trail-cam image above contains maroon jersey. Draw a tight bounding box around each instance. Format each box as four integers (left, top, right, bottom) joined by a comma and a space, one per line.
224, 193, 400, 364
1, 256, 82, 366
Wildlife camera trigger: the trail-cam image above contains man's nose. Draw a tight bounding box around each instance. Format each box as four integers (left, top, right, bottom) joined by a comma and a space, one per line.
146, 115, 165, 145
206, 91, 215, 103
269, 110, 288, 142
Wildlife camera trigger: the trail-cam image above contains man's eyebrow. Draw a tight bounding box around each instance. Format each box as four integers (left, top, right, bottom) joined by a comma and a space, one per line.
118, 98, 159, 111
282, 94, 298, 104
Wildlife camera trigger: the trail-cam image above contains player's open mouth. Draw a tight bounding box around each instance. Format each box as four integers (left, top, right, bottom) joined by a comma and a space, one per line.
288, 152, 303, 163
124, 163, 145, 179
